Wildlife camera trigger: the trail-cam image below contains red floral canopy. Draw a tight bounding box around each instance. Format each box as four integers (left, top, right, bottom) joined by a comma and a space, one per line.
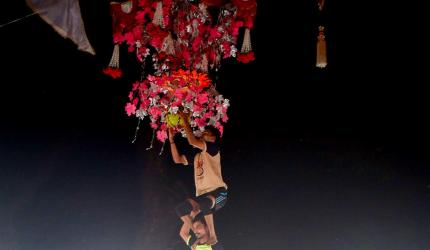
104, 0, 257, 147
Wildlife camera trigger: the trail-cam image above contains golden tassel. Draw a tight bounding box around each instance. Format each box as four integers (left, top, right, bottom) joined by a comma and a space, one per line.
318, 0, 325, 11
121, 0, 133, 13
201, 54, 208, 72
316, 26, 327, 68
240, 28, 252, 53
109, 44, 120, 68
152, 1, 164, 28
162, 33, 175, 55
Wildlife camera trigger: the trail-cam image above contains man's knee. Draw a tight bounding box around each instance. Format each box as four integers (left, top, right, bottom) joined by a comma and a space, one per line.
199, 196, 214, 215
175, 200, 193, 218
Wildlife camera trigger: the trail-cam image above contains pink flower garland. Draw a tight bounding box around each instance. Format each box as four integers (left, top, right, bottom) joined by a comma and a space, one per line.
126, 70, 229, 142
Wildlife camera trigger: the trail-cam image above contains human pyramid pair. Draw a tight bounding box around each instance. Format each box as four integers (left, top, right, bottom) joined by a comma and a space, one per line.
169, 112, 227, 250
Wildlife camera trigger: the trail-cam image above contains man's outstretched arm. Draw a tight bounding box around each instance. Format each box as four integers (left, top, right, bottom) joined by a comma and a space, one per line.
169, 128, 188, 165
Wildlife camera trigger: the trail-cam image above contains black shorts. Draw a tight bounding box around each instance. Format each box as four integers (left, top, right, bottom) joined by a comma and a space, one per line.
195, 187, 228, 213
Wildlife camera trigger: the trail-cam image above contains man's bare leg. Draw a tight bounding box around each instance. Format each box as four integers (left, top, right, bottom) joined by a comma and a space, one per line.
205, 213, 218, 245
204, 196, 218, 245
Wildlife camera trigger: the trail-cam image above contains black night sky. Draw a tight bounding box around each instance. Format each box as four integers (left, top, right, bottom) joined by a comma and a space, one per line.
1, 1, 429, 250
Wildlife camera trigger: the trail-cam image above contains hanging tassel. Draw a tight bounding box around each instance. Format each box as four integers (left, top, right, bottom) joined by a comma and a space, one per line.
318, 0, 325, 11
152, 1, 164, 28
159, 140, 166, 156
131, 119, 141, 144
240, 28, 252, 53
162, 33, 175, 55
109, 44, 120, 68
103, 44, 122, 78
201, 54, 208, 73
237, 28, 255, 63
146, 129, 156, 150
199, 3, 209, 22
316, 26, 327, 68
121, 0, 133, 13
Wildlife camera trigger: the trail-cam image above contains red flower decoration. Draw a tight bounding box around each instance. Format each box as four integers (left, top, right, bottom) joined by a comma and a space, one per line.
103, 67, 123, 78
125, 103, 136, 116
125, 70, 229, 142
237, 51, 255, 63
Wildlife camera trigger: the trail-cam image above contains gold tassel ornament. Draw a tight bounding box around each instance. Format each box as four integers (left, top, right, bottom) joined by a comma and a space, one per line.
316, 26, 327, 68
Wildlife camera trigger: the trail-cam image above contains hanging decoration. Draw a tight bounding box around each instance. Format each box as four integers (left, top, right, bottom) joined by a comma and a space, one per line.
316, 26, 327, 68
125, 70, 230, 143
317, 0, 325, 11
104, 0, 139, 77
316, 0, 327, 68
105, 0, 257, 76
105, 0, 257, 149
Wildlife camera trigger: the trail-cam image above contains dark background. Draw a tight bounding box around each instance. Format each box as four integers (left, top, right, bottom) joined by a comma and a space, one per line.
1, 0, 429, 249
